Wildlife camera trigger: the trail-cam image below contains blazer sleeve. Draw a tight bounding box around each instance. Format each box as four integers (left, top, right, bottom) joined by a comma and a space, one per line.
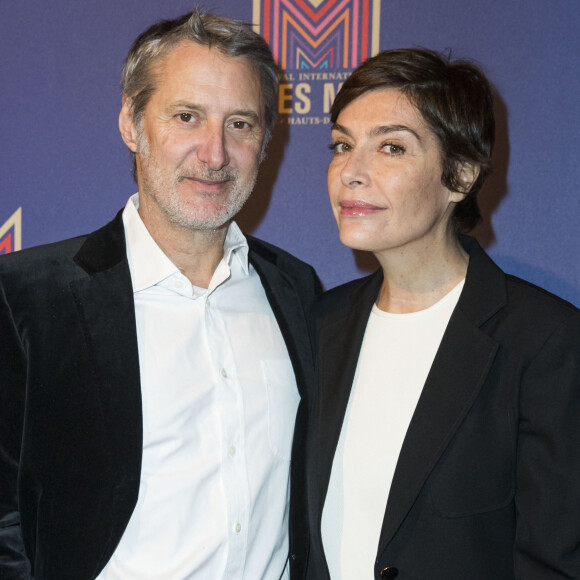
0, 277, 33, 579
514, 310, 580, 578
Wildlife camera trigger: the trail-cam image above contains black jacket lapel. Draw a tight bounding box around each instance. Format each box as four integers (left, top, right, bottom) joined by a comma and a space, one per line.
71, 211, 143, 568
377, 237, 507, 554
310, 271, 383, 527
248, 238, 317, 397
247, 237, 321, 580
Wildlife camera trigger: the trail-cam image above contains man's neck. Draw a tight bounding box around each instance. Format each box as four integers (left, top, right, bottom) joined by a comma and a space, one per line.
140, 212, 229, 289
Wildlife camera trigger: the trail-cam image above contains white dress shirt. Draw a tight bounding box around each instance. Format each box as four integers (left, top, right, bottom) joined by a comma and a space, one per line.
97, 194, 297, 580
321, 281, 464, 579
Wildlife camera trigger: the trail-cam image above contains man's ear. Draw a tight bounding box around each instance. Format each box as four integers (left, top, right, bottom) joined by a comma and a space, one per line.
119, 96, 138, 153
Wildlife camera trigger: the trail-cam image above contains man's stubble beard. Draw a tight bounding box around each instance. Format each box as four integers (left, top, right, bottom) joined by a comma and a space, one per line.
136, 129, 257, 232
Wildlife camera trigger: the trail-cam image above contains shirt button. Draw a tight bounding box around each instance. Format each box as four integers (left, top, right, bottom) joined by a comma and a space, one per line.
228, 445, 236, 456
221, 368, 228, 378
234, 523, 242, 533
206, 297, 211, 307
174, 279, 183, 288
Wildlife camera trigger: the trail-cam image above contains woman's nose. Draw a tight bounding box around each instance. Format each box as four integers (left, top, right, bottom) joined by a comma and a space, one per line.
340, 149, 369, 188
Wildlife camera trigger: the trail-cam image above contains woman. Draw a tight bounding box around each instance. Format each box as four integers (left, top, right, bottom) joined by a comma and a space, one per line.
290, 49, 580, 579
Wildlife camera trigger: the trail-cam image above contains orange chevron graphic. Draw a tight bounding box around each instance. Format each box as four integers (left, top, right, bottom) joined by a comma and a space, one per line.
0, 208, 22, 254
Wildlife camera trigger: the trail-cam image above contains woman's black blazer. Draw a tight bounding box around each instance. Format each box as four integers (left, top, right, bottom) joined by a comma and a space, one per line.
290, 236, 580, 580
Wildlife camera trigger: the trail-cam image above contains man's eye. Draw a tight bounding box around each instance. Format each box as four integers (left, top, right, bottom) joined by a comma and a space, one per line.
179, 113, 194, 123
231, 120, 250, 130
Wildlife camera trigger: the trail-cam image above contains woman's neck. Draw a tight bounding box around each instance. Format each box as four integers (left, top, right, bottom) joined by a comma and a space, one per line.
375, 236, 468, 314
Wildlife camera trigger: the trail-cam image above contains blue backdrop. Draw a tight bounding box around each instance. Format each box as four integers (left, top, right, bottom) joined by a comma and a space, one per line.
1, 0, 579, 304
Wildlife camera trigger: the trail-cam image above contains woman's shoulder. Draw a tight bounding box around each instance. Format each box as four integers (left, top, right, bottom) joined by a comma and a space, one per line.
505, 274, 578, 312
501, 274, 580, 339
461, 235, 579, 329
466, 265, 580, 357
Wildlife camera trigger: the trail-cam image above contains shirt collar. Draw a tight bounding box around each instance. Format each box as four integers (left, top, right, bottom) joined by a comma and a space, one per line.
122, 193, 249, 293
223, 220, 250, 276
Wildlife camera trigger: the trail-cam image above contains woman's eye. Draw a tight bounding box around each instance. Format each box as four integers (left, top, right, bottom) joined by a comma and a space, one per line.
179, 113, 194, 123
383, 143, 405, 154
329, 141, 352, 154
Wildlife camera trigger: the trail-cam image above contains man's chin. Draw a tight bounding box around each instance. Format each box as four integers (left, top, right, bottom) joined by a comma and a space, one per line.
166, 208, 236, 232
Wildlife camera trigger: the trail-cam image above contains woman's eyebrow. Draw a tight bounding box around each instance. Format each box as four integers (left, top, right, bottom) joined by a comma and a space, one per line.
331, 123, 421, 141
369, 124, 421, 141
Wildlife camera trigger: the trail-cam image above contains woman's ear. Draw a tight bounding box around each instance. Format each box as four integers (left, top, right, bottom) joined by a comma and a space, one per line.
119, 96, 138, 153
457, 161, 480, 193
447, 162, 480, 203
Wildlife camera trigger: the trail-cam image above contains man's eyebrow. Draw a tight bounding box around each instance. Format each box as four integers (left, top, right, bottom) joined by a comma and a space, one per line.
167, 102, 262, 124
229, 110, 262, 125
331, 122, 421, 141
167, 101, 201, 112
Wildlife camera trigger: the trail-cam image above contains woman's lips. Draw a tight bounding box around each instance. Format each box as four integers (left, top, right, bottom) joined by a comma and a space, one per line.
339, 200, 385, 216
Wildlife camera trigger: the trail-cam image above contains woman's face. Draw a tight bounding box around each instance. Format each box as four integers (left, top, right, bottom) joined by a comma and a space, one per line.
328, 88, 464, 258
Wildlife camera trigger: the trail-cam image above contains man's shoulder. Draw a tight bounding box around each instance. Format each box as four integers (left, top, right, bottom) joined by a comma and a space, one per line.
246, 234, 316, 273
0, 211, 124, 281
246, 234, 322, 296
0, 235, 88, 274
0, 235, 91, 304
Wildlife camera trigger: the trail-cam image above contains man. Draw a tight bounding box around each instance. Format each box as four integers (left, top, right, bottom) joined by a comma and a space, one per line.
0, 10, 320, 580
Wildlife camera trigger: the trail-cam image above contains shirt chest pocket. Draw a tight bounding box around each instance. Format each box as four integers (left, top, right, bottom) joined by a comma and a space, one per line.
261, 359, 300, 462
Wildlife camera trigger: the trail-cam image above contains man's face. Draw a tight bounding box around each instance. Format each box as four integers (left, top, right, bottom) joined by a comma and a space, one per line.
121, 41, 265, 232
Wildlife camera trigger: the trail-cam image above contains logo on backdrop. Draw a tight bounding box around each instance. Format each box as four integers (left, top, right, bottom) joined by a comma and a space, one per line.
0, 208, 22, 254
253, 0, 382, 125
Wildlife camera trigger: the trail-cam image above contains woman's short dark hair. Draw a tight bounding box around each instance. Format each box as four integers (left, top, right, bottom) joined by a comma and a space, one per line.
331, 48, 495, 234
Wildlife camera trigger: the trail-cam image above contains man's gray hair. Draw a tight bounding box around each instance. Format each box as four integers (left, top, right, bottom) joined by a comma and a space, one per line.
121, 8, 279, 180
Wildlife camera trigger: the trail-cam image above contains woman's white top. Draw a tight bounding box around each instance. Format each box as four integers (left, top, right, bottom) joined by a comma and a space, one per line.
321, 280, 464, 579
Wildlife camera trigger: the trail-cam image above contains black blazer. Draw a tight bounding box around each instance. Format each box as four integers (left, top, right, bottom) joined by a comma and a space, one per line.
0, 211, 321, 580
291, 236, 580, 580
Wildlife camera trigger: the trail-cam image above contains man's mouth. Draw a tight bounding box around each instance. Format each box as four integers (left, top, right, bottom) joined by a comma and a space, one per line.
181, 176, 230, 185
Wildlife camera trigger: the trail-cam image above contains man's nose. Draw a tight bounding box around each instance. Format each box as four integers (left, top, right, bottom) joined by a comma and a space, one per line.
196, 123, 230, 170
